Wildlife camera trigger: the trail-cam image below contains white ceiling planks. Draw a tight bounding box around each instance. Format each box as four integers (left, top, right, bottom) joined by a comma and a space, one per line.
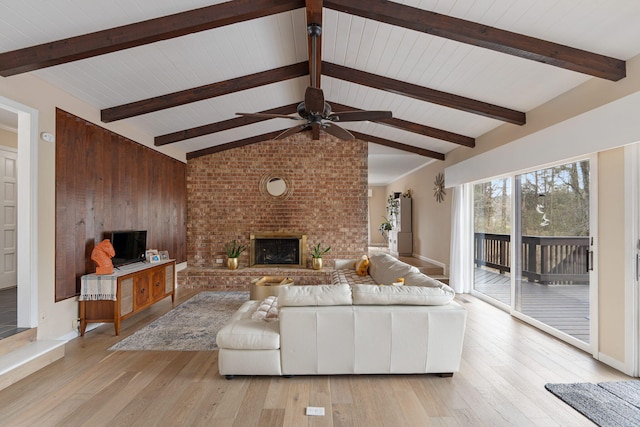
1, 0, 640, 184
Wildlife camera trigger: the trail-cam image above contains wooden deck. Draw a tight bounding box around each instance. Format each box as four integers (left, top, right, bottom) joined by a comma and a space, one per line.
474, 267, 590, 343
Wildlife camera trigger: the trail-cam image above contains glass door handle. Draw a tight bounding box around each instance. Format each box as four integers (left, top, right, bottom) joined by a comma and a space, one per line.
586, 250, 594, 272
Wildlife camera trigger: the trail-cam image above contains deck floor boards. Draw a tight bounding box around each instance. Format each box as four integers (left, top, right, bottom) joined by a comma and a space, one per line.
474, 267, 590, 342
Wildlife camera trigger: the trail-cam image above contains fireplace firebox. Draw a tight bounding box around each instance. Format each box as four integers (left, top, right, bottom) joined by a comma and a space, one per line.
250, 233, 307, 268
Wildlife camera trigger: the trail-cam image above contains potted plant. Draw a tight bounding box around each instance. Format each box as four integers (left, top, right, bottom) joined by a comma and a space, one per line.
378, 217, 392, 242
225, 240, 247, 270
310, 243, 330, 270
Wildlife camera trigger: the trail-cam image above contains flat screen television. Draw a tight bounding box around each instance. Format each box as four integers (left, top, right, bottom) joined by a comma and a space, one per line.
106, 230, 147, 267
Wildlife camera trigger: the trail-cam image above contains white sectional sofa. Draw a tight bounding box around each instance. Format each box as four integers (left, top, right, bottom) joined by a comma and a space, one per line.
216, 253, 467, 379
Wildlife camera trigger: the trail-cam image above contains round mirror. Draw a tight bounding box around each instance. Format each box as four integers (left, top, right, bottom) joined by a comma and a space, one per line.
266, 177, 287, 197
259, 172, 292, 201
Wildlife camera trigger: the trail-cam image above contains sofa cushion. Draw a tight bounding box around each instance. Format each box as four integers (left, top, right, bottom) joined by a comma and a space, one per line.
331, 269, 377, 286
368, 252, 420, 285
279, 284, 352, 306
216, 301, 280, 350
334, 258, 357, 270
351, 284, 455, 306
403, 271, 450, 288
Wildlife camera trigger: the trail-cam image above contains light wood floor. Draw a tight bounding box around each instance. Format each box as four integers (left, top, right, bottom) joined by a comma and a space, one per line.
0, 287, 631, 426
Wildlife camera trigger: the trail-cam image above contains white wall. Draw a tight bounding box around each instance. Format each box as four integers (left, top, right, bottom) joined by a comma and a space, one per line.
0, 73, 185, 340
397, 53, 640, 370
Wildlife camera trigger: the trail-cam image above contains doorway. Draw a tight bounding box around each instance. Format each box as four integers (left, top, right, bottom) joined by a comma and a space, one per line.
472, 158, 594, 349
0, 96, 39, 333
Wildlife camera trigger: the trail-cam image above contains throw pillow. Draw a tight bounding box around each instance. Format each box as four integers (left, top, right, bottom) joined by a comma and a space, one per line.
355, 255, 370, 276
251, 296, 279, 321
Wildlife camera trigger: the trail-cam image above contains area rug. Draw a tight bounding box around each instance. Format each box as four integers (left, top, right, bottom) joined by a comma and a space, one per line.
545, 381, 640, 426
108, 291, 249, 351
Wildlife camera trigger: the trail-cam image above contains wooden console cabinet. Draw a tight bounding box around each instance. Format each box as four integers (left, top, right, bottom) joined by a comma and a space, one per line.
79, 260, 175, 336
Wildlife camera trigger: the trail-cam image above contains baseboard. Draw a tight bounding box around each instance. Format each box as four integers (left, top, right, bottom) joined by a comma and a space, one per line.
58, 322, 101, 342
598, 352, 634, 376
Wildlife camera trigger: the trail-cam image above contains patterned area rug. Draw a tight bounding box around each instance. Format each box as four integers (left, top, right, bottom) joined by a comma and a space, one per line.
108, 291, 249, 351
545, 381, 640, 426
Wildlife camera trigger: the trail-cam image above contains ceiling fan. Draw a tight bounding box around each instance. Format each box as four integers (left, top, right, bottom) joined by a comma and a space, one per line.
237, 23, 392, 141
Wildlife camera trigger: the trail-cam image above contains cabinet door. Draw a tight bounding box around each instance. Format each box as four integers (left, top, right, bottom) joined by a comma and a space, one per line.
151, 267, 165, 300
120, 277, 134, 316
165, 263, 175, 294
134, 273, 151, 309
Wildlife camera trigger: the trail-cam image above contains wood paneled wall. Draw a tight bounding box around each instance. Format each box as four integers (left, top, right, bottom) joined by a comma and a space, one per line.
55, 109, 186, 301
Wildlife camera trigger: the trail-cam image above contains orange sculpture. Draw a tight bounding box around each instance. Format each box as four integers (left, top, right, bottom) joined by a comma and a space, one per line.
91, 239, 116, 275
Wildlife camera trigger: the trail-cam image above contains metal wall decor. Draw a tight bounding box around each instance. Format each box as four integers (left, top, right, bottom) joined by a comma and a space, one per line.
259, 172, 293, 201
434, 172, 446, 203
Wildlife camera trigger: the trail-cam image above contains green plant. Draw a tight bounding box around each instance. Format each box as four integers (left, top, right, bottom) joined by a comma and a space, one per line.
310, 243, 330, 258
379, 217, 392, 232
225, 240, 247, 258
378, 217, 392, 242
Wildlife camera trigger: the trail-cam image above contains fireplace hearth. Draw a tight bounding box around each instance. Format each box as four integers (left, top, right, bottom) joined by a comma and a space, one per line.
250, 233, 307, 268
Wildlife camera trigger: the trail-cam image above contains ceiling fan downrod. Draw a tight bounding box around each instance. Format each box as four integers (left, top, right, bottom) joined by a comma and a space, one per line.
307, 23, 322, 89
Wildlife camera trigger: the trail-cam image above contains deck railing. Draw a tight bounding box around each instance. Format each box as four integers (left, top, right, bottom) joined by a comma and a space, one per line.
474, 233, 590, 284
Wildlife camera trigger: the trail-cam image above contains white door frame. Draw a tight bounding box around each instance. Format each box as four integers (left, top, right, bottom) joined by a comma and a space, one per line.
0, 96, 38, 328
625, 143, 640, 376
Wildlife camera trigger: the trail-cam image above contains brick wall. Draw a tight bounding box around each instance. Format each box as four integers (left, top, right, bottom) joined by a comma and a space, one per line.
186, 133, 369, 269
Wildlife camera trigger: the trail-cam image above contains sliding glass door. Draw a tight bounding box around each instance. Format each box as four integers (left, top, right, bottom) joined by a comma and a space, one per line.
473, 178, 512, 305
472, 159, 593, 346
515, 161, 591, 344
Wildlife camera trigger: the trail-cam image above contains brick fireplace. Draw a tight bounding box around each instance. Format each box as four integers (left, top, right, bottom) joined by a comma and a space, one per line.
181, 133, 369, 289
250, 233, 307, 268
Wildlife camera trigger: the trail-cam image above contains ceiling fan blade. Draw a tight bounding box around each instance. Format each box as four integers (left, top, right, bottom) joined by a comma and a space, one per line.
328, 110, 392, 122
275, 123, 309, 140
236, 112, 301, 120
322, 122, 355, 140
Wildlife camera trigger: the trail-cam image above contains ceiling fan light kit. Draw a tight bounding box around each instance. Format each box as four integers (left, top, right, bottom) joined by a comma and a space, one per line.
236, 23, 392, 141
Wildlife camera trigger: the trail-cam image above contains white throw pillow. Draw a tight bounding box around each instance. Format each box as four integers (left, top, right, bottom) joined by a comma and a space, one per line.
368, 252, 420, 285
251, 296, 279, 321
351, 284, 455, 306
278, 284, 353, 306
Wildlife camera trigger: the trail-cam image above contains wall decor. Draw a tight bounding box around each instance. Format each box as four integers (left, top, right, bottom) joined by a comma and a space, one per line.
434, 172, 446, 203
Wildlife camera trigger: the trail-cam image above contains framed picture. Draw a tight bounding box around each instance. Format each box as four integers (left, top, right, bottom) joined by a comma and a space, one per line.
150, 254, 161, 263
159, 250, 169, 260
145, 249, 158, 262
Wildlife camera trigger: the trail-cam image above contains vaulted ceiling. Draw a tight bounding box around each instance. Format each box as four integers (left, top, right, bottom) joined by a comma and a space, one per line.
1, 0, 639, 185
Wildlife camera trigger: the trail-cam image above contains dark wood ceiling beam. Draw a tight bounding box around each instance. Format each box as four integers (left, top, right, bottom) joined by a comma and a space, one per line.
351, 131, 445, 160
155, 103, 299, 146
325, 0, 625, 81
102, 62, 308, 122
324, 62, 525, 125
186, 128, 445, 160
186, 130, 283, 159
0, 0, 306, 77
330, 102, 475, 147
